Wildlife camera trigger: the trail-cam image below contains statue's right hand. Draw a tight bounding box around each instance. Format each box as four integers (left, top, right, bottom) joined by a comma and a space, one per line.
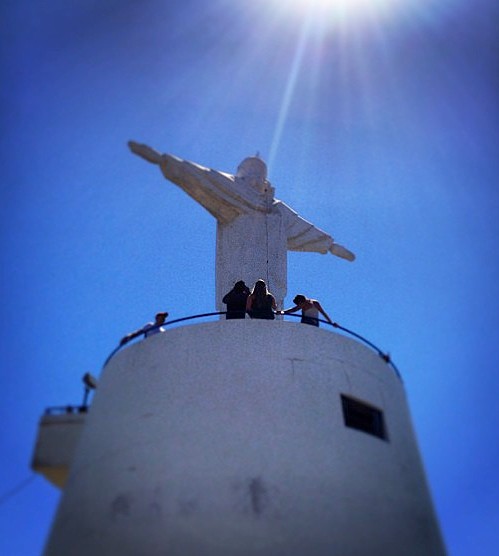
127, 141, 162, 164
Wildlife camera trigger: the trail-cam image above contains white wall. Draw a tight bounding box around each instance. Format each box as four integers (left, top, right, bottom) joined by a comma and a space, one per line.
44, 320, 445, 556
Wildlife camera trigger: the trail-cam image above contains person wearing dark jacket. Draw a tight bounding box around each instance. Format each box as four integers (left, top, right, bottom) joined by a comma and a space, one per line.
222, 280, 250, 319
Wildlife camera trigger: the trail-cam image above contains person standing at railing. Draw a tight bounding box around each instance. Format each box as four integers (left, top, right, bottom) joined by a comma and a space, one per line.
246, 280, 277, 320
281, 295, 333, 327
222, 280, 250, 319
120, 312, 169, 345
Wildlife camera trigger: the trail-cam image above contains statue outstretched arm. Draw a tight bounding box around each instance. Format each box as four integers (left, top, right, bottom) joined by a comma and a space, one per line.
128, 141, 163, 164
278, 201, 355, 262
128, 141, 267, 223
329, 243, 356, 261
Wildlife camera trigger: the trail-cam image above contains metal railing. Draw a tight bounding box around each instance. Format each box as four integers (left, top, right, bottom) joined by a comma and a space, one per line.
103, 311, 401, 379
44, 405, 89, 416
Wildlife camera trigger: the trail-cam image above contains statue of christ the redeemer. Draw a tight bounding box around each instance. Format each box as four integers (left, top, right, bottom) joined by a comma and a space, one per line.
128, 141, 355, 310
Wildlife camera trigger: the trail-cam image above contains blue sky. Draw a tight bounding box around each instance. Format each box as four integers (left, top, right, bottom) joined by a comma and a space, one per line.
1, 0, 498, 554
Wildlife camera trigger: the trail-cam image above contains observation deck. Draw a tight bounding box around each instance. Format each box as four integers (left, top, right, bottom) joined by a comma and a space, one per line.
38, 314, 445, 556
31, 313, 400, 489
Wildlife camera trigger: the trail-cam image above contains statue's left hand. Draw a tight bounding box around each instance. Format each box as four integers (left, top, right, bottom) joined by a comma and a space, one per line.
128, 141, 163, 164
330, 243, 355, 262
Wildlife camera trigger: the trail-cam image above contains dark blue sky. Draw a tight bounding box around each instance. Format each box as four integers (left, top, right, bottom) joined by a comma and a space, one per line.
1, 1, 498, 554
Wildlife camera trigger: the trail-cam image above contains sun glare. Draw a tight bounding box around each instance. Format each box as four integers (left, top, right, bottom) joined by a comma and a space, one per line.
263, 0, 437, 170
267, 0, 404, 24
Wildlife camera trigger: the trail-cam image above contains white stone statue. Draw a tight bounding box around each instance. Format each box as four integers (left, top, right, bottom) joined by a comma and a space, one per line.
128, 141, 355, 309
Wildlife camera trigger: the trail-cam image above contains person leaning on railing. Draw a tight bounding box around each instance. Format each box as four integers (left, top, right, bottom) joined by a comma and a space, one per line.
120, 312, 169, 345
281, 295, 333, 327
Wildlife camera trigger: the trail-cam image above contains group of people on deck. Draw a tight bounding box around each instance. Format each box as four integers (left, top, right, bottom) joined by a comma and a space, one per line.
222, 279, 333, 327
119, 280, 332, 346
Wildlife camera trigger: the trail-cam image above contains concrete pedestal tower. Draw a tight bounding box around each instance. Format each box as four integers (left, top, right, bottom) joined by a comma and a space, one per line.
34, 151, 446, 555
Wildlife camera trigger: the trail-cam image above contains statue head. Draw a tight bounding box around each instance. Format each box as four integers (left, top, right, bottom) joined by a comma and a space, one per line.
236, 156, 270, 194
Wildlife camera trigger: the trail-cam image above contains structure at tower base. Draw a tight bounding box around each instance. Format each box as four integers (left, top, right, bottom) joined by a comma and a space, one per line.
37, 320, 446, 556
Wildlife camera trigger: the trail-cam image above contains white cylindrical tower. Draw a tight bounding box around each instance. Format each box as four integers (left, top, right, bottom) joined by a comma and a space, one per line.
44, 320, 445, 556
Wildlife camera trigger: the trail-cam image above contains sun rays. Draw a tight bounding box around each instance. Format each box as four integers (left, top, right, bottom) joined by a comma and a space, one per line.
264, 0, 438, 172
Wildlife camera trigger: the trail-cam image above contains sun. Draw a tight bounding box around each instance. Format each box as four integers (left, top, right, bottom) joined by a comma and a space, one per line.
289, 0, 382, 11
266, 0, 403, 24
